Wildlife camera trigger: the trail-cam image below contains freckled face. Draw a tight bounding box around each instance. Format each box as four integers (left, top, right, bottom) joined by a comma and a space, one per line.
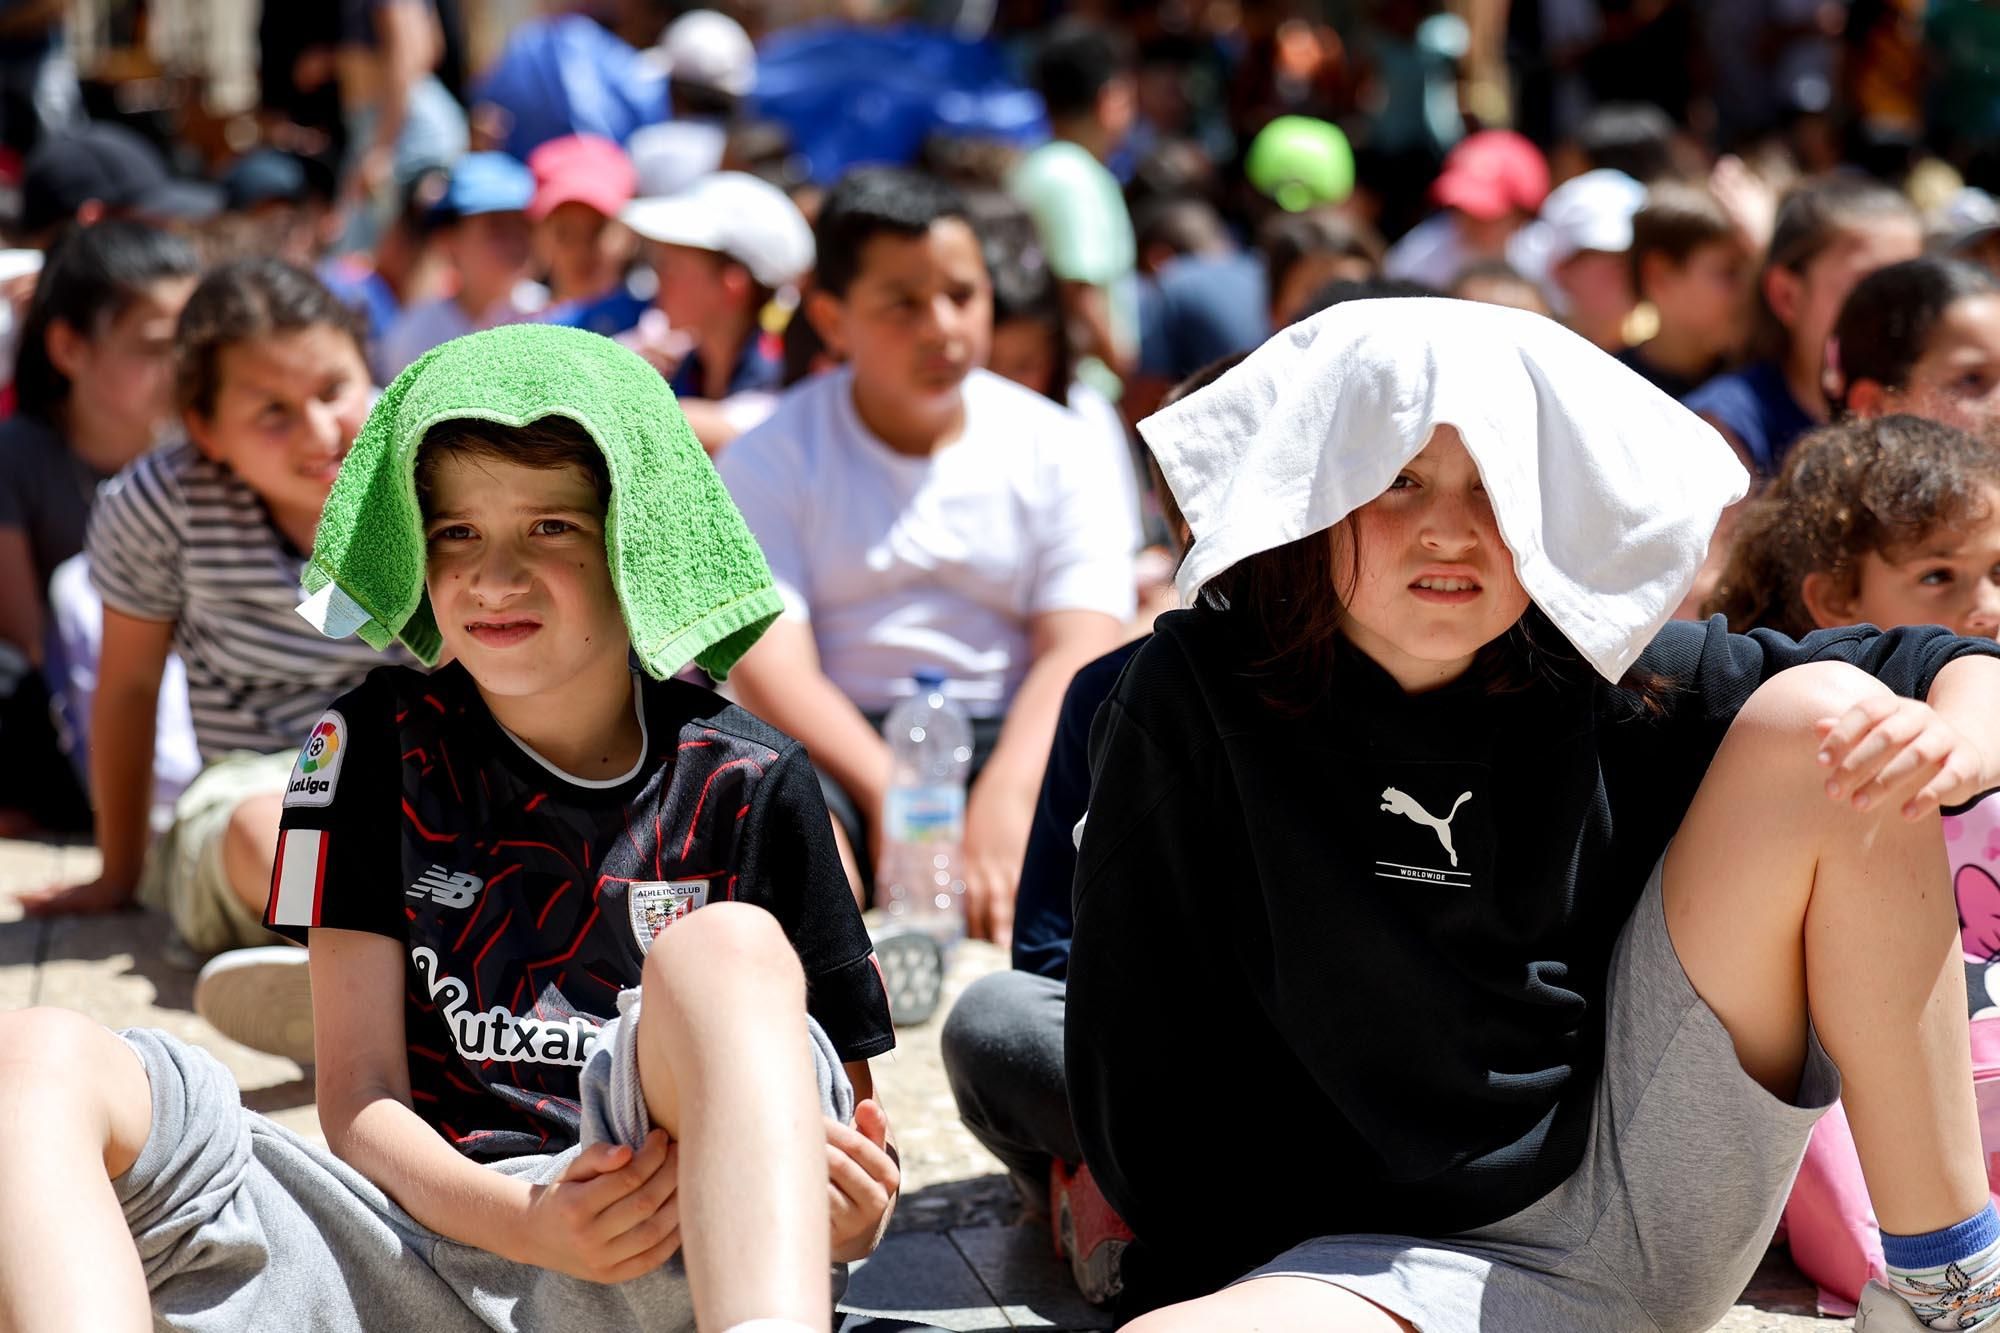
422, 452, 631, 704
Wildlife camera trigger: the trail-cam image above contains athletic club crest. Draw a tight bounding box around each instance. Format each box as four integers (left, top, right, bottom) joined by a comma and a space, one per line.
628, 879, 709, 952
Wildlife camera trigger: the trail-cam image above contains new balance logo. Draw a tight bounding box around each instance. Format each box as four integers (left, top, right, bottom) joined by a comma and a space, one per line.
408, 865, 485, 909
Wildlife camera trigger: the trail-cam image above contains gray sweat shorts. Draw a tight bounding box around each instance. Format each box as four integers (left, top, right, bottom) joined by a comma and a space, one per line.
115, 989, 855, 1333
1243, 854, 1842, 1333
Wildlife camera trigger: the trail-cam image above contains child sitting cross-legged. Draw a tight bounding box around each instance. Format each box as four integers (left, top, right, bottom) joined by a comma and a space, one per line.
0, 324, 898, 1333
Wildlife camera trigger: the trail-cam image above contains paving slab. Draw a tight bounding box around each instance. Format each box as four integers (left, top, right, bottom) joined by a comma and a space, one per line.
0, 838, 62, 1008
949, 1225, 1107, 1331
841, 1230, 1011, 1332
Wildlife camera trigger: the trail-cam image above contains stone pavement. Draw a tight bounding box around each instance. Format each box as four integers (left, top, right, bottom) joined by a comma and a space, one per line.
0, 836, 1845, 1331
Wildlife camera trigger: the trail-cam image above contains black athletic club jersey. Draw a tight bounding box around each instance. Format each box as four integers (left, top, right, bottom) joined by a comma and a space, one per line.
266, 662, 894, 1162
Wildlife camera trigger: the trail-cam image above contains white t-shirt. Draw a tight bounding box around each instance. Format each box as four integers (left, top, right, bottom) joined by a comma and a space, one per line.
718, 368, 1139, 717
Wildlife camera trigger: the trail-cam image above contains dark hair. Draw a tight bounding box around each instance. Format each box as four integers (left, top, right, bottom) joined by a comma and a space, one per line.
175, 258, 369, 418
13, 220, 199, 420
1125, 140, 1221, 217
781, 294, 832, 386
813, 168, 974, 297
414, 414, 613, 515
1031, 20, 1133, 121
1292, 276, 1439, 322
1134, 196, 1229, 262
1829, 257, 1999, 409
1627, 184, 1737, 294
1577, 103, 1677, 184
1706, 415, 2000, 636
1257, 209, 1385, 310
988, 247, 1071, 405
1751, 174, 1919, 362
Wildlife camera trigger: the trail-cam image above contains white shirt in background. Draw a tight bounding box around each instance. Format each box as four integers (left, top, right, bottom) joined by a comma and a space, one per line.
718, 367, 1139, 718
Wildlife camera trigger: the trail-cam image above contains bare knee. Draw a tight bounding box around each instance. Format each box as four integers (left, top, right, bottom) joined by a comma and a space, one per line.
222, 794, 283, 873
641, 902, 804, 1015
0, 1009, 150, 1173
1735, 661, 1889, 742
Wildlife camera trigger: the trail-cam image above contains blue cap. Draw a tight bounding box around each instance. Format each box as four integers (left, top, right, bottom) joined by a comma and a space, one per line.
913, 668, 948, 689
434, 152, 534, 220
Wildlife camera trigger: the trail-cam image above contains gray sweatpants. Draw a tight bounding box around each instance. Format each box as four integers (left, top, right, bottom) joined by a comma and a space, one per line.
939, 969, 1078, 1207
117, 989, 854, 1332
1244, 856, 1841, 1333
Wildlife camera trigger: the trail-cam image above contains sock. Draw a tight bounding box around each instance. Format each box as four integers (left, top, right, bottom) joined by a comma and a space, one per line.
1885, 1204, 2000, 1330
719, 1323, 820, 1333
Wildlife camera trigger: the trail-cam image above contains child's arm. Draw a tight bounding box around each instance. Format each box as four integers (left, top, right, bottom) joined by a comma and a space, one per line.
0, 527, 41, 662
1814, 654, 2000, 820
729, 621, 894, 859
964, 608, 1124, 944
20, 607, 172, 914
826, 1061, 899, 1262
312, 927, 684, 1283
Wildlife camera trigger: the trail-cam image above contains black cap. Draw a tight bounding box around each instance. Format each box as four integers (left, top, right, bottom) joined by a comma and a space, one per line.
22, 123, 223, 236
220, 148, 309, 211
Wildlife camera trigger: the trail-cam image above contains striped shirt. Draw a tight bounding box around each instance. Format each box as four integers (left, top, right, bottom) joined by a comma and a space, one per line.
86, 441, 396, 761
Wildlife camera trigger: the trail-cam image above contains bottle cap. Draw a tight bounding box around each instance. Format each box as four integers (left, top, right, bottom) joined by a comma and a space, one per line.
913, 667, 948, 690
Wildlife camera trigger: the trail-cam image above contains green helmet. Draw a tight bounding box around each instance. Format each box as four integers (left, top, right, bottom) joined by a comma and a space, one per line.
1246, 115, 1356, 213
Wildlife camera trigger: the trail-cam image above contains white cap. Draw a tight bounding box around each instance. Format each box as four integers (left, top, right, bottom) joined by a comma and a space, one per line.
628, 120, 728, 199
1540, 168, 1648, 264
655, 10, 756, 98
622, 171, 814, 288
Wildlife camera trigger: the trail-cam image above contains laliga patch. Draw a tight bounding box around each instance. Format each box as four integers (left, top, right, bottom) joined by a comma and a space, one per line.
628, 879, 709, 952
284, 710, 347, 808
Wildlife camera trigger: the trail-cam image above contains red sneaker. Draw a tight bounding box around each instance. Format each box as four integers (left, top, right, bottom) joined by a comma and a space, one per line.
1050, 1158, 1136, 1306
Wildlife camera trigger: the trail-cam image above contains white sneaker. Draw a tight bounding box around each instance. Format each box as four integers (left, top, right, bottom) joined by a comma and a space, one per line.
194, 946, 315, 1065
1856, 1280, 1933, 1331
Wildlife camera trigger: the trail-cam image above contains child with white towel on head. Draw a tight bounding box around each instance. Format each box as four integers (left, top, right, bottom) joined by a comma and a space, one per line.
1067, 299, 2000, 1332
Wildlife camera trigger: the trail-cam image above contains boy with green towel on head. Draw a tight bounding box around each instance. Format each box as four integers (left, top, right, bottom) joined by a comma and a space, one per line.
0, 324, 898, 1333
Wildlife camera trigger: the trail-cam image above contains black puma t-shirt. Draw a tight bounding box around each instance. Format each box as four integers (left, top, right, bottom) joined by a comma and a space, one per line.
267, 661, 893, 1161
1068, 609, 2000, 1292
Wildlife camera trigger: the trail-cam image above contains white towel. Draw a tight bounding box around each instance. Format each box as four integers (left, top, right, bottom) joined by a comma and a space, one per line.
1135, 298, 1750, 683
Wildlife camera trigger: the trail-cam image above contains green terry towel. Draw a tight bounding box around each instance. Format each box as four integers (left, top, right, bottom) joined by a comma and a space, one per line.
296, 323, 782, 680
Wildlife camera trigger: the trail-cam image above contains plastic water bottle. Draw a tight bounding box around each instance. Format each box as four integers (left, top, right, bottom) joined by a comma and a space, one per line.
878, 668, 973, 946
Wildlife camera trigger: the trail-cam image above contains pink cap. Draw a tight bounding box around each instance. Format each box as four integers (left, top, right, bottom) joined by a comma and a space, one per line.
1431, 130, 1550, 222
527, 134, 638, 222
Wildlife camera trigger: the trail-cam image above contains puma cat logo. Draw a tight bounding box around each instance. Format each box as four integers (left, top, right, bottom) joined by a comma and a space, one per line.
1380, 787, 1474, 867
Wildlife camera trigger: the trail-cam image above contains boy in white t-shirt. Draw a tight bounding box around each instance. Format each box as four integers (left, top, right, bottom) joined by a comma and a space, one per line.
718, 168, 1137, 945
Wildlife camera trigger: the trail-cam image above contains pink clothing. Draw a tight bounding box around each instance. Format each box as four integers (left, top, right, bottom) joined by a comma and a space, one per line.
1783, 793, 2000, 1315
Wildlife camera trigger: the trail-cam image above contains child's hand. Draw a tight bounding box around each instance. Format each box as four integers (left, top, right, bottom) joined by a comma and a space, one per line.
826, 1099, 899, 1262
18, 874, 135, 917
1816, 695, 1990, 819
518, 1129, 681, 1283
963, 779, 1033, 947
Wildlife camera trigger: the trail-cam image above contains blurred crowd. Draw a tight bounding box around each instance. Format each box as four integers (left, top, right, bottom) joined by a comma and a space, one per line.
1, 0, 1999, 965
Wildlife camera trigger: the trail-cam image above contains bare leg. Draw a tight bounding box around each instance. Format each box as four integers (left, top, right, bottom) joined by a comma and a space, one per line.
636, 902, 831, 1330
0, 1008, 155, 1332
221, 791, 284, 921
1664, 661, 1988, 1234
1122, 1274, 1417, 1332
